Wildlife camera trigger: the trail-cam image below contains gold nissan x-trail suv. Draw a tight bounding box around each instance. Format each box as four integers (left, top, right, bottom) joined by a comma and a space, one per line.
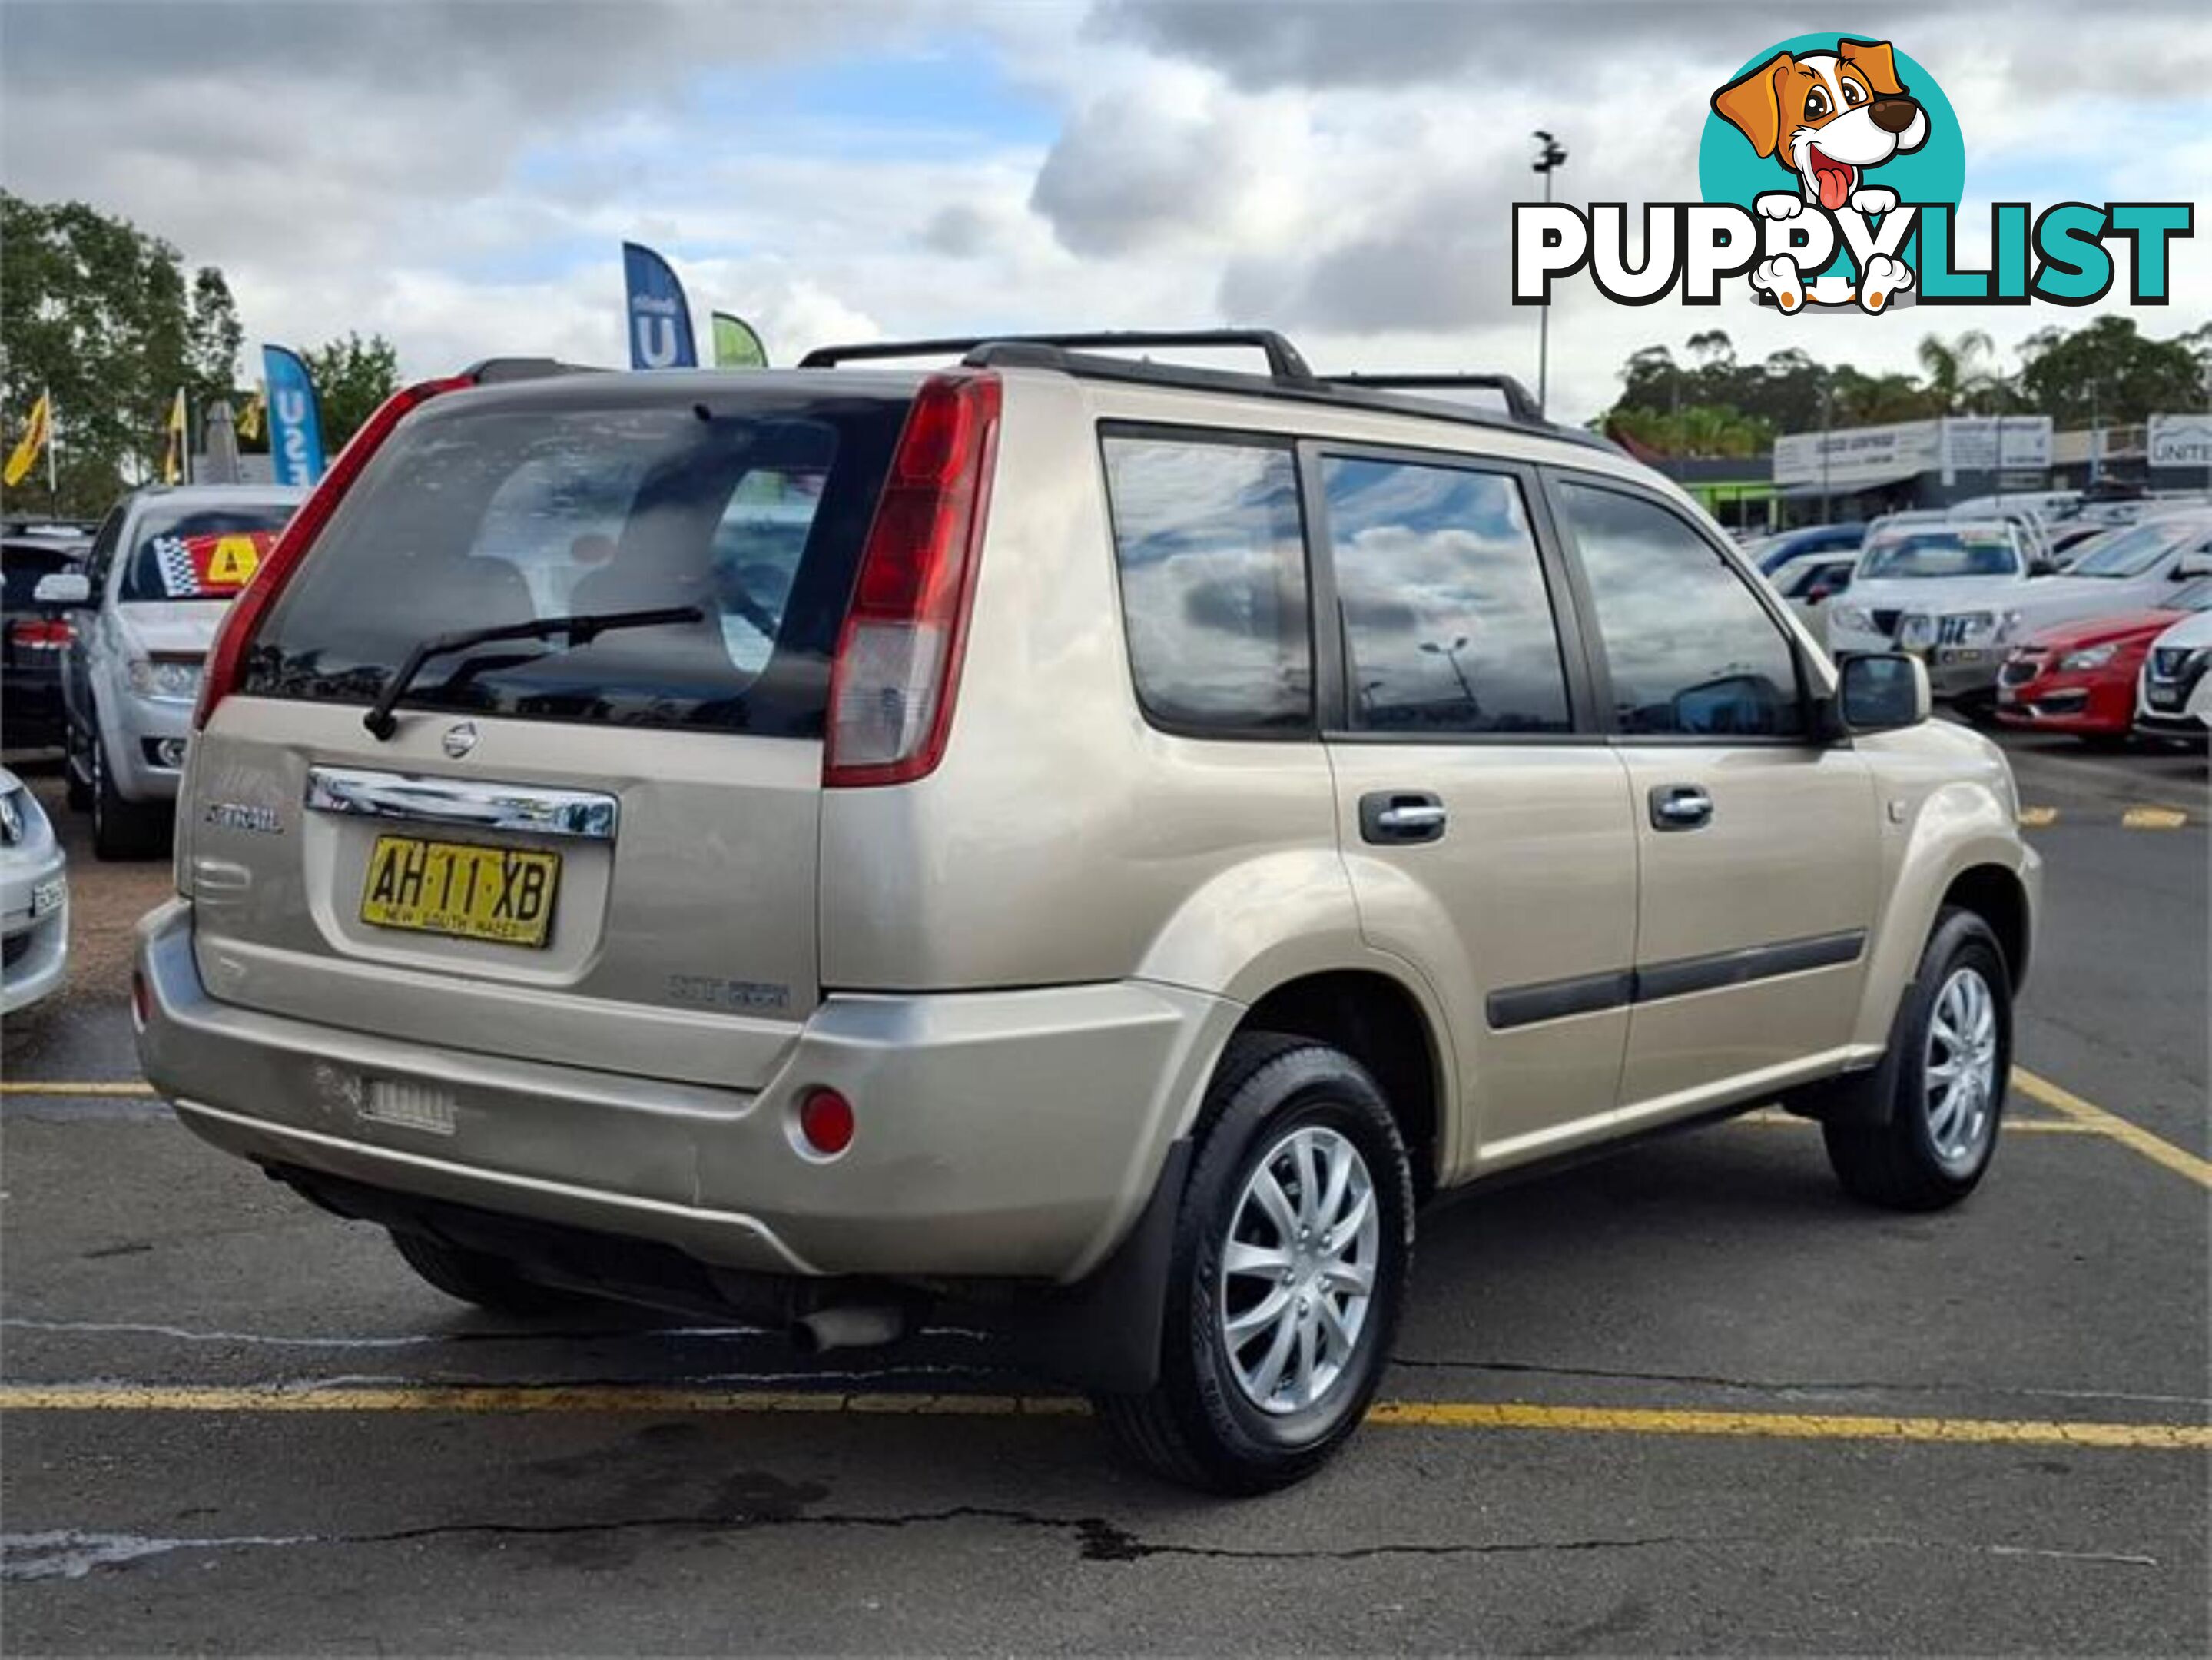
138, 332, 2039, 1492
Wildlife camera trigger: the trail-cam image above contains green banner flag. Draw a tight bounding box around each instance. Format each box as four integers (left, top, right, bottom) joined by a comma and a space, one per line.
712, 312, 768, 368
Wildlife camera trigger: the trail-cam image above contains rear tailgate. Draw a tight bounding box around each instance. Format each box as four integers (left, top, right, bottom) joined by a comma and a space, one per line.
183, 374, 914, 1090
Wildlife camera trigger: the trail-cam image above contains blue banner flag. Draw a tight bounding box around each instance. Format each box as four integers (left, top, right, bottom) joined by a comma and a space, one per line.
623, 241, 698, 369
261, 344, 327, 486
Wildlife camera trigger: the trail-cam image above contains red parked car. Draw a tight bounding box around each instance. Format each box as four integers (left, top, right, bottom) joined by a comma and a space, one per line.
1996, 576, 2212, 745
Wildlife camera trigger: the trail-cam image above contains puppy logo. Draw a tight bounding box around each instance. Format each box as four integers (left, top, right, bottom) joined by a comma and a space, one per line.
1707, 36, 1946, 315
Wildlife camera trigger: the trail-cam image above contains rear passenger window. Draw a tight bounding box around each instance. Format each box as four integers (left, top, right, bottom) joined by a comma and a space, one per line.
1556, 480, 1806, 739
1103, 433, 1311, 732
1322, 457, 1570, 734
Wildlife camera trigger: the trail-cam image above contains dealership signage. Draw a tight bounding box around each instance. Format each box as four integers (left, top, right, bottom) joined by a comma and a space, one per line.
1772, 415, 2053, 489
2147, 413, 2212, 469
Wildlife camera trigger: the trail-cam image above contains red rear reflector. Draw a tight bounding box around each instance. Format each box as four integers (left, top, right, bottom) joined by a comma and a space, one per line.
824, 372, 1000, 788
193, 374, 475, 731
797, 1087, 856, 1157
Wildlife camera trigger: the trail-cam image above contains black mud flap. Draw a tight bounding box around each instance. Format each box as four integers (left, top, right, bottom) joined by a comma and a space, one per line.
997, 1137, 1192, 1393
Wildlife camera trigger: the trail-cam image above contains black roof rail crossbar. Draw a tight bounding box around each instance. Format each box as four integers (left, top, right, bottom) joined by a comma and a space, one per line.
1325, 373, 1543, 424
800, 330, 1315, 383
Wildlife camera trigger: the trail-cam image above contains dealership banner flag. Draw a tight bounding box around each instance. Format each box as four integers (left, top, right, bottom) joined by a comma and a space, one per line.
161, 386, 188, 484
623, 241, 698, 369
262, 344, 327, 487
4, 390, 51, 488
712, 312, 768, 368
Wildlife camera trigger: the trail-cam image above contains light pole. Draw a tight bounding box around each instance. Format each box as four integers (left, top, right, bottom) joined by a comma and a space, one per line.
1819, 368, 1834, 523
1532, 131, 1568, 419
1421, 636, 1479, 714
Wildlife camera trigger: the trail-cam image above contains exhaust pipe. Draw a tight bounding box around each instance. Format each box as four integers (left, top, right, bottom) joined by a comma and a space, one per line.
791, 1303, 907, 1354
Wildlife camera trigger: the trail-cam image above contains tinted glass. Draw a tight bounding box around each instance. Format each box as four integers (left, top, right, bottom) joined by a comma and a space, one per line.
245, 392, 907, 735
1558, 482, 1806, 739
2, 542, 80, 611
1103, 434, 1311, 732
121, 501, 299, 601
1323, 457, 1570, 734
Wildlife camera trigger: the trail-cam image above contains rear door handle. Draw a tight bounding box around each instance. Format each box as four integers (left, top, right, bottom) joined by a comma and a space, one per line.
1649, 784, 1713, 832
1361, 791, 1447, 845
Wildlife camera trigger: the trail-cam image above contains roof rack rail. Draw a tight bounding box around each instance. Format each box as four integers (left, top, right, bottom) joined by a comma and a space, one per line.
799, 330, 1315, 383
459, 357, 609, 384
1323, 373, 1543, 425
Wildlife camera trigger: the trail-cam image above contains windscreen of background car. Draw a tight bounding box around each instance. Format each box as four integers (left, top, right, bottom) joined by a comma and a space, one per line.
118, 503, 300, 601
2064, 520, 2201, 579
242, 393, 907, 735
1858, 530, 2018, 580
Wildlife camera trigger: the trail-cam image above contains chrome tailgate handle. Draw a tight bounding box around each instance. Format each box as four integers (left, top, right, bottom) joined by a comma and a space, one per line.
305, 766, 618, 841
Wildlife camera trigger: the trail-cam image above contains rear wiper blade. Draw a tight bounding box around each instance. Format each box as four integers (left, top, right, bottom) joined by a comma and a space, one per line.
362, 605, 704, 740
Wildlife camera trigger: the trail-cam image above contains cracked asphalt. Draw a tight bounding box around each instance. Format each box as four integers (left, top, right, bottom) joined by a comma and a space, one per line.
2, 733, 2207, 1655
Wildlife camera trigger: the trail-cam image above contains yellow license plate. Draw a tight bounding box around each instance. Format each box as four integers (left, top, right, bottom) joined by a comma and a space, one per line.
359, 835, 560, 948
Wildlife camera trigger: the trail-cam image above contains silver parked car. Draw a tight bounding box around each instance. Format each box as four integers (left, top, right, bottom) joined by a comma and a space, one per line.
1, 767, 68, 1014
37, 484, 304, 858
137, 334, 2039, 1492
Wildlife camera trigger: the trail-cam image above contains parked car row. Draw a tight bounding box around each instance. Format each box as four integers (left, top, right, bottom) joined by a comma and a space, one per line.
1751, 496, 2212, 746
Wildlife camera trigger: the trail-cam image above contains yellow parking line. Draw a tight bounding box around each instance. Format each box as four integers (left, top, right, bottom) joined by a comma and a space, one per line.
0, 1383, 2200, 1450
0, 1081, 155, 1097
2016, 806, 2059, 828
2121, 806, 2190, 830
2012, 1068, 2211, 1190
1733, 1109, 2091, 1134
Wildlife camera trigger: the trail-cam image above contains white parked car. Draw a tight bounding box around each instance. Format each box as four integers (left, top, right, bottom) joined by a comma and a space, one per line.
2137, 606, 2212, 743
1826, 520, 2036, 675
1766, 549, 1860, 647
0, 768, 68, 1014
1894, 514, 2212, 708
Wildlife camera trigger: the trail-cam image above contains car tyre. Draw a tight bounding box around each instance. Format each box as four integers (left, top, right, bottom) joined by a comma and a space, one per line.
89, 726, 168, 861
1823, 907, 2011, 1211
389, 1229, 584, 1315
1094, 1032, 1414, 1494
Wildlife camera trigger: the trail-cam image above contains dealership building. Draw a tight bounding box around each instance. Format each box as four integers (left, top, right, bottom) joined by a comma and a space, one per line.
1664, 412, 2212, 530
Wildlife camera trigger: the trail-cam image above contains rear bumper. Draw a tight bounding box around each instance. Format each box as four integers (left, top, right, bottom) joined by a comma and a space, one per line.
135, 899, 1235, 1284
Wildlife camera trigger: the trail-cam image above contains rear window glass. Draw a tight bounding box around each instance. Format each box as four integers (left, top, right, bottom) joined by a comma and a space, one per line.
243, 391, 908, 736
1103, 433, 1312, 733
121, 503, 298, 601
2, 542, 82, 610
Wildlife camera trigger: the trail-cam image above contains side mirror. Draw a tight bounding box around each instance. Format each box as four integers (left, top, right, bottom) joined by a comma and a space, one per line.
1838, 652, 1930, 734
2171, 555, 2212, 580
32, 571, 91, 608
1807, 585, 1831, 606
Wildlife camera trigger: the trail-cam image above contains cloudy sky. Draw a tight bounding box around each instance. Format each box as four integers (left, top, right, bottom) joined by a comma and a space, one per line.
4, 0, 2207, 423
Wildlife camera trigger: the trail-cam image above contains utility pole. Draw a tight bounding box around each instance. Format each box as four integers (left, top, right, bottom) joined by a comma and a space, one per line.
1532, 131, 1568, 419
1819, 369, 1834, 523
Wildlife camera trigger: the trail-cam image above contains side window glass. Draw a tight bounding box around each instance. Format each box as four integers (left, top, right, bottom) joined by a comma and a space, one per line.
85, 507, 125, 593
1557, 481, 1807, 739
1103, 433, 1311, 732
1322, 456, 1571, 734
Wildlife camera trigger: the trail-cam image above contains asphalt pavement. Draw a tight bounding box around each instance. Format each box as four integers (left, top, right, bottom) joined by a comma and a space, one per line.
2, 732, 2205, 1655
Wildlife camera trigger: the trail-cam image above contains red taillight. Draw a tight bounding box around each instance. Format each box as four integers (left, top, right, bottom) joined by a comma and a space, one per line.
797, 1087, 856, 1157
193, 374, 476, 731
7, 616, 71, 648
823, 371, 1000, 788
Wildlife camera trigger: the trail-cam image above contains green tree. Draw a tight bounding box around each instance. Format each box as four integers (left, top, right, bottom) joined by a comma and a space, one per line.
1915, 330, 1997, 414
0, 191, 195, 513
301, 331, 401, 451
2016, 316, 2207, 428
185, 267, 244, 413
